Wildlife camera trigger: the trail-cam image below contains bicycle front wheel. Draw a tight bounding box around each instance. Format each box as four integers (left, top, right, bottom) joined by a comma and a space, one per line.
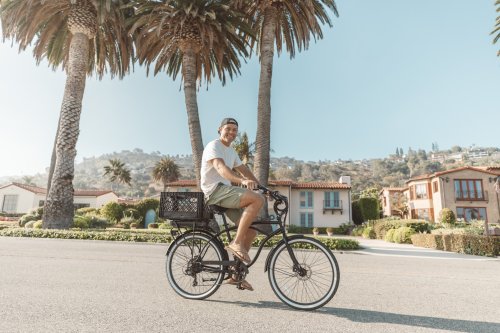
268, 237, 340, 310
166, 232, 225, 300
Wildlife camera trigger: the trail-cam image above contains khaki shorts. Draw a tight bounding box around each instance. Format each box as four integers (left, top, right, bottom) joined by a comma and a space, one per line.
206, 184, 246, 224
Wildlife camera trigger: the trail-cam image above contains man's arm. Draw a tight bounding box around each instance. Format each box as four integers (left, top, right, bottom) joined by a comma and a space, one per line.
234, 164, 258, 183
212, 159, 258, 189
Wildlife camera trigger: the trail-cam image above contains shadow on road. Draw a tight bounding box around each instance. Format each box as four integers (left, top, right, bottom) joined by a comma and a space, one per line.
207, 300, 499, 333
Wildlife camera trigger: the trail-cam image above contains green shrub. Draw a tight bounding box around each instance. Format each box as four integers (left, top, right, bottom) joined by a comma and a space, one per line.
85, 214, 109, 229
135, 198, 160, 224
439, 208, 456, 225
130, 223, 138, 229
351, 226, 364, 236
373, 220, 401, 239
76, 207, 98, 215
19, 214, 38, 227
351, 201, 364, 225
411, 234, 499, 257
24, 220, 36, 228
73, 216, 90, 229
384, 228, 396, 242
393, 227, 415, 244
123, 208, 141, 219
100, 202, 124, 223
358, 197, 379, 221
158, 223, 170, 230
362, 227, 376, 239
33, 220, 43, 229
148, 223, 159, 229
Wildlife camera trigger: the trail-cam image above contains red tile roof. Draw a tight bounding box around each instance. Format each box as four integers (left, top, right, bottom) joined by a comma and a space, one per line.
407, 166, 499, 183
0, 182, 115, 197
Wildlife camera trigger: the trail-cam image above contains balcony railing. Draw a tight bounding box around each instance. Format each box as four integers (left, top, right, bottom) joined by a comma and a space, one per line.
455, 190, 488, 202
323, 200, 342, 214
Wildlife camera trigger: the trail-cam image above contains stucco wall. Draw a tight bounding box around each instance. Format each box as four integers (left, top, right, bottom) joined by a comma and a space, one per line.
0, 185, 36, 214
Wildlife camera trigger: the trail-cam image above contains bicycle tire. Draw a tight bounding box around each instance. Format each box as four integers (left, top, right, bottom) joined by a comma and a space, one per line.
166, 232, 225, 300
268, 236, 340, 310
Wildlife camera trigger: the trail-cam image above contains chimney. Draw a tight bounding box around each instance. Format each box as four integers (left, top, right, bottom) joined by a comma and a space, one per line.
339, 176, 351, 185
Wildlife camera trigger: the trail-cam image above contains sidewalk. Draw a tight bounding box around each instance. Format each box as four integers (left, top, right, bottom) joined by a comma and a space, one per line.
333, 235, 500, 261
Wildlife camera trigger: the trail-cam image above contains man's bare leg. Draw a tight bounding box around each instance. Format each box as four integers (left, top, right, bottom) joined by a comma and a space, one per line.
232, 191, 264, 251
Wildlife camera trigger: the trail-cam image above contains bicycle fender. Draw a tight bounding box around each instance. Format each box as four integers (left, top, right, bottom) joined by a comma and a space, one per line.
264, 234, 305, 272
165, 229, 223, 257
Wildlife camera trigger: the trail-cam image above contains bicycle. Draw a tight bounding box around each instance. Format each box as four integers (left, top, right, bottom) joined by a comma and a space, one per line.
160, 185, 340, 311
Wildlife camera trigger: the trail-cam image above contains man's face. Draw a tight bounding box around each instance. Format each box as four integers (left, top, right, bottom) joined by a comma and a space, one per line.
219, 124, 238, 145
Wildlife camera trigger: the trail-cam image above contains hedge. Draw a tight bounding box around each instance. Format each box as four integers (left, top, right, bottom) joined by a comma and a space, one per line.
372, 219, 431, 240
358, 197, 379, 221
411, 234, 500, 257
0, 228, 359, 250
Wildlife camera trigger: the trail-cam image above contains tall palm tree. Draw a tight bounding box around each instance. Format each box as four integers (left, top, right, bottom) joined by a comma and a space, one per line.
152, 157, 181, 191
232, 132, 255, 168
493, 1, 500, 56
243, 1, 338, 186
128, 0, 253, 187
1, 0, 134, 228
104, 159, 132, 189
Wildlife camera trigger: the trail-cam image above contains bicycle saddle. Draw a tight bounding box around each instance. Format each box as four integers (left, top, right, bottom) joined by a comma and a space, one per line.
208, 205, 228, 214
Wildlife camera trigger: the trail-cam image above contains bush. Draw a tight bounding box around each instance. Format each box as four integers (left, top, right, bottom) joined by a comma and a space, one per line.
73, 216, 90, 229
352, 201, 364, 225
130, 223, 138, 229
24, 220, 36, 228
411, 234, 499, 257
148, 223, 159, 229
439, 208, 456, 225
384, 228, 396, 242
392, 227, 415, 244
75, 207, 98, 215
358, 197, 379, 221
135, 198, 160, 225
158, 223, 170, 230
373, 220, 401, 239
33, 220, 43, 229
19, 214, 39, 227
351, 226, 365, 236
100, 202, 124, 223
362, 227, 376, 239
85, 214, 109, 229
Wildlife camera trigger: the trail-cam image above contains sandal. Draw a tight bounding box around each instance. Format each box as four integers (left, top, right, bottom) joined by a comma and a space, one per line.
225, 243, 251, 264
225, 277, 254, 291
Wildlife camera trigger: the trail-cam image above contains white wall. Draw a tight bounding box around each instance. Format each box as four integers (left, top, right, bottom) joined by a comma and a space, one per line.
0, 185, 37, 214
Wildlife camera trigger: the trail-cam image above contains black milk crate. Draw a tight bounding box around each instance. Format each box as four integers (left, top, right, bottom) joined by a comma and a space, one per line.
159, 192, 211, 223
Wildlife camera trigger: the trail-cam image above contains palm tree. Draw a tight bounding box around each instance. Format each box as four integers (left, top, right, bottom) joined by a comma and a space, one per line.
152, 157, 181, 192
104, 159, 132, 189
1, 0, 134, 229
493, 1, 500, 56
243, 1, 338, 186
128, 0, 253, 187
232, 132, 255, 168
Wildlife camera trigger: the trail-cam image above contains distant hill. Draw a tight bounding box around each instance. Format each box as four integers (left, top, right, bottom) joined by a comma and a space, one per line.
2, 146, 499, 197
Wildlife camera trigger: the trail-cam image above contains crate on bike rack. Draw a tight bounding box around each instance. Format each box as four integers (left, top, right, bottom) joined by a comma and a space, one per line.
159, 192, 211, 224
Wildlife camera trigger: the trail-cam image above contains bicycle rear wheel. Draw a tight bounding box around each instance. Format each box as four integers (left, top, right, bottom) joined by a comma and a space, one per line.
166, 232, 225, 299
268, 237, 340, 310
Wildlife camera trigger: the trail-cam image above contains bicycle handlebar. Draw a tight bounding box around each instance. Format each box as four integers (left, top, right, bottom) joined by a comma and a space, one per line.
257, 184, 288, 202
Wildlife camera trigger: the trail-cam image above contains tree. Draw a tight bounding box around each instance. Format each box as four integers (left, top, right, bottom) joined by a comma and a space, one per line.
244, 0, 338, 186
1, 0, 134, 228
232, 132, 255, 168
395, 148, 400, 157
492, 1, 500, 57
104, 159, 132, 189
152, 158, 181, 192
129, 0, 252, 187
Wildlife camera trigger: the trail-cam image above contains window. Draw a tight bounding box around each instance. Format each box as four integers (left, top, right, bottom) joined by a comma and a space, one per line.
324, 191, 340, 208
2, 195, 18, 213
456, 207, 487, 222
300, 191, 313, 208
454, 180, 484, 200
433, 181, 438, 193
415, 184, 428, 199
300, 213, 313, 227
415, 209, 430, 221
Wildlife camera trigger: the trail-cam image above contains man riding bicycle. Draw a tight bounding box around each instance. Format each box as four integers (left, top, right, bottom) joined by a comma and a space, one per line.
200, 117, 265, 291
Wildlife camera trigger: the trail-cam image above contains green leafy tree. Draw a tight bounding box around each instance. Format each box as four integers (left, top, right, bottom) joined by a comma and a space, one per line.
104, 159, 132, 188
232, 132, 255, 168
439, 208, 456, 225
152, 158, 181, 192
129, 0, 252, 186
243, 0, 338, 186
1, 0, 134, 229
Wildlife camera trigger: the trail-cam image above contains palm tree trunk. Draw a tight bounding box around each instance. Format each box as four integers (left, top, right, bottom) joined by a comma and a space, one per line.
254, 6, 277, 187
46, 116, 60, 195
42, 32, 90, 229
182, 47, 204, 188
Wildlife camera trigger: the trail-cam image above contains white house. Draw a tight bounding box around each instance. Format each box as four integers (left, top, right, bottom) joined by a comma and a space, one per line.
0, 182, 118, 214
163, 177, 352, 228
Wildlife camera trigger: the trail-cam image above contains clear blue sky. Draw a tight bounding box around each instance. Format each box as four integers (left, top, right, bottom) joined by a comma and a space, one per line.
1, 0, 499, 177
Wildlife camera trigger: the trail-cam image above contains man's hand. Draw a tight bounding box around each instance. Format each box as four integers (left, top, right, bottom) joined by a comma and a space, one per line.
241, 179, 258, 190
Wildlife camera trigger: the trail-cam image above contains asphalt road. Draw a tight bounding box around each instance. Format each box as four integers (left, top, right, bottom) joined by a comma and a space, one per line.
0, 237, 499, 333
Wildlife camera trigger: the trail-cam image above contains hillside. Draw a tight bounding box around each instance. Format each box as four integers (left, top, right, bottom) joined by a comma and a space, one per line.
2, 146, 499, 198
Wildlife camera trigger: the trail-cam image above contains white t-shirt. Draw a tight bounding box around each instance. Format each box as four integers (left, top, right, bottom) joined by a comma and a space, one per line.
201, 139, 242, 196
